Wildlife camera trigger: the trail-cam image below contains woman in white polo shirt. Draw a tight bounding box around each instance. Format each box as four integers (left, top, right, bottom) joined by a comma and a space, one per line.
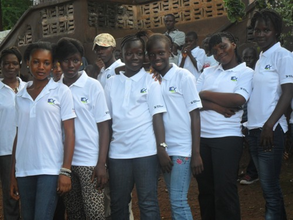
196, 32, 253, 220
146, 33, 203, 220
9, 42, 76, 220
0, 46, 25, 220
104, 34, 167, 220
247, 9, 293, 219
55, 37, 111, 219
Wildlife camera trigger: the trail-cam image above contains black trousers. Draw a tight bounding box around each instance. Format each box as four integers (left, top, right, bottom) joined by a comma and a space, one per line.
196, 136, 243, 220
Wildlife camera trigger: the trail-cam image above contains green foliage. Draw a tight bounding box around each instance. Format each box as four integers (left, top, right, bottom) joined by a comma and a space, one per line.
223, 0, 246, 23
1, 0, 32, 30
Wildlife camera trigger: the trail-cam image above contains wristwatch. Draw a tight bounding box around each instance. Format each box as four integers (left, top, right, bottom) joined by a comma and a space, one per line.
159, 142, 168, 148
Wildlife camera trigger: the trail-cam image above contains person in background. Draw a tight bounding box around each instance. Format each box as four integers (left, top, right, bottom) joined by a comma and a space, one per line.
0, 46, 24, 220
247, 9, 293, 219
239, 46, 259, 185
93, 33, 124, 88
196, 32, 253, 220
201, 35, 218, 69
147, 33, 203, 220
179, 31, 206, 80
165, 35, 179, 65
56, 37, 111, 219
164, 14, 185, 55
10, 41, 76, 220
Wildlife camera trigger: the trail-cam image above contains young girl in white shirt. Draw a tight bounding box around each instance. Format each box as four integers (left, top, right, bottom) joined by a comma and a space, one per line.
0, 46, 24, 220
10, 42, 76, 220
196, 32, 253, 220
104, 34, 167, 220
146, 33, 203, 220
247, 9, 293, 219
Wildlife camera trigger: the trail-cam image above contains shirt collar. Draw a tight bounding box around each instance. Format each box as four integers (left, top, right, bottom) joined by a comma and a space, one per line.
216, 62, 246, 72
260, 42, 281, 57
17, 78, 58, 100
60, 70, 88, 88
119, 68, 146, 82
162, 64, 178, 81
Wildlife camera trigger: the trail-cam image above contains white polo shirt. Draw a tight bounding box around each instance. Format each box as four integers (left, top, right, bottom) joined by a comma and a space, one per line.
161, 64, 202, 157
105, 68, 166, 159
178, 46, 206, 80
247, 43, 293, 132
15, 79, 76, 177
97, 59, 124, 88
197, 63, 253, 138
61, 71, 111, 166
0, 78, 26, 156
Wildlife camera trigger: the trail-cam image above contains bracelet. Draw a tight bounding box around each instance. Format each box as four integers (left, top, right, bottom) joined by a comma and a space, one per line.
60, 167, 72, 173
59, 171, 71, 178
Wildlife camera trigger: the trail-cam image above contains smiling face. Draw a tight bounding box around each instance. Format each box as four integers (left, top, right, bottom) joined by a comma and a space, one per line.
253, 18, 277, 52
122, 40, 144, 77
148, 40, 171, 76
211, 37, 237, 70
60, 52, 82, 80
1, 54, 20, 80
27, 49, 52, 81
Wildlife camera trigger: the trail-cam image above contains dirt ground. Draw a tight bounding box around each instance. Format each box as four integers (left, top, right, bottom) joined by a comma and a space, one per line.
0, 146, 292, 220
132, 146, 293, 220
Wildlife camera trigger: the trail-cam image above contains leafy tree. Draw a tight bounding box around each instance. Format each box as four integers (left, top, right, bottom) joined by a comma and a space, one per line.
0, 0, 32, 30
223, 0, 246, 23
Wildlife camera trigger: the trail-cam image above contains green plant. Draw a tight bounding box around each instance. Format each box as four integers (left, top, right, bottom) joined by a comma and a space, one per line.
223, 0, 246, 23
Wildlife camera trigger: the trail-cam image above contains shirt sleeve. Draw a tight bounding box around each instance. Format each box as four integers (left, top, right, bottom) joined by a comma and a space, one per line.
276, 53, 293, 85
234, 67, 254, 101
196, 69, 205, 92
60, 87, 76, 121
173, 31, 186, 47
195, 49, 206, 72
104, 77, 113, 117
92, 81, 111, 123
182, 72, 203, 112
147, 80, 167, 116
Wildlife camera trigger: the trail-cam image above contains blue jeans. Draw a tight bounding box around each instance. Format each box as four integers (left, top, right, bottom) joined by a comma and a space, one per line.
108, 155, 160, 220
247, 125, 287, 220
164, 156, 192, 220
17, 175, 59, 220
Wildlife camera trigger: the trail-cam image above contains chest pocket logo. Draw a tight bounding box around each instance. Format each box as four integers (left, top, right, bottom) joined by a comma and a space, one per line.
81, 97, 88, 104
265, 64, 272, 70
231, 76, 238, 82
48, 98, 56, 105
140, 88, 147, 93
169, 86, 176, 93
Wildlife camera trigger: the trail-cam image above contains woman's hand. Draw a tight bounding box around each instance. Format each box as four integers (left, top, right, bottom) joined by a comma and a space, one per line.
149, 67, 162, 84
10, 175, 19, 201
91, 163, 108, 191
57, 175, 71, 196
157, 147, 173, 173
260, 123, 274, 151
191, 153, 204, 177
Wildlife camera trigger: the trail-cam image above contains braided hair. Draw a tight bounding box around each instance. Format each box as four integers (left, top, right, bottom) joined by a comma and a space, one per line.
250, 9, 282, 40
209, 32, 242, 64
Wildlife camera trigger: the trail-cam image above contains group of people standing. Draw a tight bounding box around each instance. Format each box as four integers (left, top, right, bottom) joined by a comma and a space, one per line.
0, 8, 292, 220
